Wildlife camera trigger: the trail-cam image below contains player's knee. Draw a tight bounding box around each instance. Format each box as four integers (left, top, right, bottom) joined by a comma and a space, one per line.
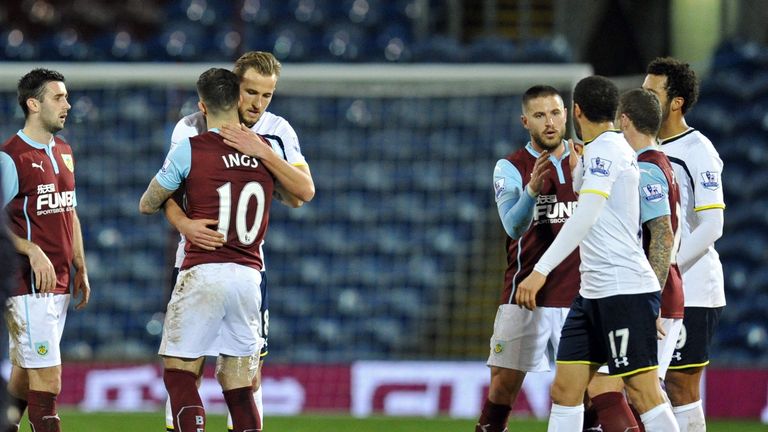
587, 374, 623, 398
488, 368, 525, 403
664, 370, 701, 405
216, 355, 259, 390
550, 378, 582, 406
623, 372, 664, 412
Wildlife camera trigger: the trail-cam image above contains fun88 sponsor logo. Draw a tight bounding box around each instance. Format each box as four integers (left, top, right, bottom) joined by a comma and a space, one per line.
36, 183, 75, 215
534, 195, 576, 225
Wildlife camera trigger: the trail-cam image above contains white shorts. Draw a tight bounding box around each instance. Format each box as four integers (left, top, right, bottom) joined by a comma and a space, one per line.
487, 304, 569, 372
596, 317, 683, 377
6, 294, 70, 368
159, 263, 264, 359
656, 317, 683, 380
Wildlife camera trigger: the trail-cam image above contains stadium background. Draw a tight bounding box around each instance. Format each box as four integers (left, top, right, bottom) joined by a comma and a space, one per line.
0, 0, 767, 426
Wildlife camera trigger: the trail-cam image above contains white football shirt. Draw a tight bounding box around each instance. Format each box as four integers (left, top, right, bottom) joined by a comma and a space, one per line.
574, 130, 660, 299
659, 128, 725, 307
169, 111, 308, 268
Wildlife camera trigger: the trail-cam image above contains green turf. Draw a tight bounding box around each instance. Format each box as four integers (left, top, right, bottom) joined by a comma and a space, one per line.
15, 411, 767, 431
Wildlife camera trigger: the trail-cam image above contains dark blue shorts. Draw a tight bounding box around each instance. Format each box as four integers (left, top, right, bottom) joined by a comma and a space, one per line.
668, 306, 723, 370
172, 267, 269, 358
557, 292, 661, 376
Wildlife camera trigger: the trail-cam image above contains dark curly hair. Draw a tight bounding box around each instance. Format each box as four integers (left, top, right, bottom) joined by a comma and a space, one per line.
647, 57, 699, 115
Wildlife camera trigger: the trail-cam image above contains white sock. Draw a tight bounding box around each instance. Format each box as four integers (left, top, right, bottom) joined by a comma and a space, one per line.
254, 387, 264, 426
673, 400, 705, 432
640, 403, 679, 432
165, 397, 173, 430
547, 403, 583, 432
227, 388, 263, 430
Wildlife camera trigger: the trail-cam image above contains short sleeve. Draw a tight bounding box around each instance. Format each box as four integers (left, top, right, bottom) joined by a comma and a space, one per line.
638, 161, 671, 224
493, 159, 523, 205
156, 138, 191, 190
276, 121, 307, 166
691, 144, 725, 212
578, 140, 620, 198
0, 152, 18, 207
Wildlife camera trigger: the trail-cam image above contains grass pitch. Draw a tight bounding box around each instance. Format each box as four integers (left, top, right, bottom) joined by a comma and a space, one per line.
14, 411, 767, 431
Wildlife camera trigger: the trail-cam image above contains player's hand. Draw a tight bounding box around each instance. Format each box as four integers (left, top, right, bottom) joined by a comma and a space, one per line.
656, 316, 666, 340
568, 139, 583, 173
73, 268, 90, 310
179, 218, 225, 251
515, 270, 546, 311
28, 245, 56, 293
527, 150, 551, 196
220, 123, 270, 159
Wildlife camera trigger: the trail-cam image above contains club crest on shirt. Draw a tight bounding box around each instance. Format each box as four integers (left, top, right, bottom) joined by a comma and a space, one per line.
589, 157, 611, 177
493, 178, 506, 199
642, 183, 665, 202
61, 153, 74, 172
700, 170, 720, 190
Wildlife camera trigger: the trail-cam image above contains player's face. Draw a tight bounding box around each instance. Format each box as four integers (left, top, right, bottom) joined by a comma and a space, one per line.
521, 95, 566, 151
239, 68, 277, 128
37, 81, 70, 134
642, 74, 671, 123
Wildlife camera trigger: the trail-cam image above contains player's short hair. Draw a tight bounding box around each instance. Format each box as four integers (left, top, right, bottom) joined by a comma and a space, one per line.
522, 85, 562, 111
646, 57, 699, 114
573, 75, 619, 123
17, 68, 66, 117
197, 68, 240, 115
233, 51, 282, 79
618, 88, 662, 136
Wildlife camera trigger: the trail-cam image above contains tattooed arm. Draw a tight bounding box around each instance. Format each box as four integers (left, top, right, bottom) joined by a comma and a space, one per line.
645, 214, 673, 290
139, 178, 176, 215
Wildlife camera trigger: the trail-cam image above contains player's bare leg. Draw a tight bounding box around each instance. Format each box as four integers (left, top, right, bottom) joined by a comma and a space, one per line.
163, 356, 206, 432
24, 365, 62, 432
547, 363, 596, 432
622, 369, 677, 431
476, 366, 525, 432
217, 355, 261, 432
665, 367, 705, 432
5, 366, 30, 431
585, 374, 640, 431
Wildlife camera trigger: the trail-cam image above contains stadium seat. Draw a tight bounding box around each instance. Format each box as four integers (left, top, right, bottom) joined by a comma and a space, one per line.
466, 36, 518, 63
0, 28, 40, 60
148, 21, 206, 61
516, 36, 574, 63
411, 36, 466, 62
265, 23, 316, 62
317, 22, 370, 62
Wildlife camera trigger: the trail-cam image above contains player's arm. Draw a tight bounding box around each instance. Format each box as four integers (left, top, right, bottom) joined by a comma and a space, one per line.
676, 208, 723, 269
140, 139, 190, 215
645, 215, 673, 289
1, 151, 56, 293
7, 231, 56, 293
162, 198, 224, 251
272, 166, 312, 208
676, 151, 725, 269
219, 124, 315, 203
494, 153, 550, 239
638, 162, 673, 289
71, 210, 90, 309
139, 179, 176, 214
